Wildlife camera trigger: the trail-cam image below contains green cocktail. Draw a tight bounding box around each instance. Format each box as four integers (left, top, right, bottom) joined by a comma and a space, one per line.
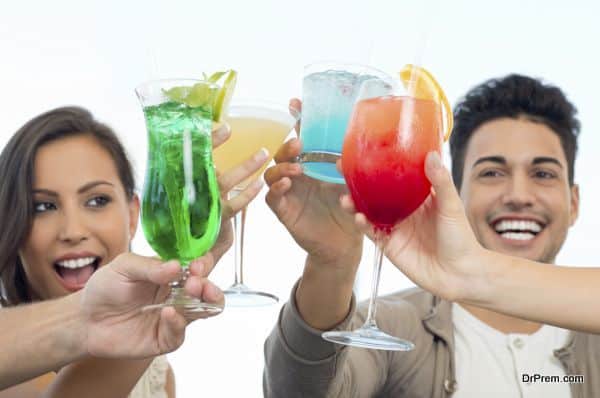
136, 78, 224, 313
141, 101, 220, 264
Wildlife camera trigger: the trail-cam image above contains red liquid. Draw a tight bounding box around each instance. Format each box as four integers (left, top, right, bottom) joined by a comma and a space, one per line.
342, 96, 442, 233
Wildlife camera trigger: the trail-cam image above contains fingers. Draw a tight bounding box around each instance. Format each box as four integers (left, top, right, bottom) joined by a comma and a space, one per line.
424, 151, 463, 216
264, 162, 302, 187
158, 307, 186, 353
218, 148, 269, 194
111, 253, 181, 285
272, 137, 302, 164
336, 158, 343, 174
188, 254, 215, 277
211, 122, 231, 149
184, 277, 225, 311
265, 178, 291, 217
221, 180, 263, 221
339, 194, 356, 213
289, 98, 302, 134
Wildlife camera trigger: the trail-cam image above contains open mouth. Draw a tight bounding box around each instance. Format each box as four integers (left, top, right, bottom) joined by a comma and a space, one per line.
492, 219, 545, 242
54, 256, 101, 291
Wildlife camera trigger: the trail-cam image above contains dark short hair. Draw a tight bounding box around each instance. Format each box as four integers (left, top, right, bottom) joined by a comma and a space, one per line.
0, 106, 135, 306
450, 74, 580, 190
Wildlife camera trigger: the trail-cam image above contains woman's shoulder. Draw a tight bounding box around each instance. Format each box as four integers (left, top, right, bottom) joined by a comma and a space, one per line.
129, 356, 171, 398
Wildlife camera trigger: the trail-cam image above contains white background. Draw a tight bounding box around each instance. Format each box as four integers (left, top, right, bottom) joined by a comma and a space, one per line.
1, 1, 599, 396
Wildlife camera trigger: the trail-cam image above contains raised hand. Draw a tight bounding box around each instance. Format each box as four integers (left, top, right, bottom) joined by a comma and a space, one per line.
342, 152, 485, 302
264, 99, 363, 269
81, 253, 223, 358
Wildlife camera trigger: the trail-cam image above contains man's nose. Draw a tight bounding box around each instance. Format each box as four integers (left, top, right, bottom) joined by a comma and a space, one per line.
501, 172, 535, 210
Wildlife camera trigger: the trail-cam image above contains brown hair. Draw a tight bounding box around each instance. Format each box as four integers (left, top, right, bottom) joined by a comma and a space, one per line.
0, 106, 135, 306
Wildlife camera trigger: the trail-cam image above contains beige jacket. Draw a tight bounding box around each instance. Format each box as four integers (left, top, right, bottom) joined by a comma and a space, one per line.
264, 284, 600, 397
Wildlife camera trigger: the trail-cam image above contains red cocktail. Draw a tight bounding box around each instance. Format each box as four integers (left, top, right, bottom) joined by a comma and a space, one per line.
342, 96, 442, 232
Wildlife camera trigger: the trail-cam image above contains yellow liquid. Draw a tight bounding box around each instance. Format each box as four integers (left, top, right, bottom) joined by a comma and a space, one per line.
213, 116, 293, 188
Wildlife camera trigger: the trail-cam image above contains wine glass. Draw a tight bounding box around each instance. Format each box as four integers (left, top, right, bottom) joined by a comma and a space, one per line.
322, 70, 448, 350
136, 79, 222, 314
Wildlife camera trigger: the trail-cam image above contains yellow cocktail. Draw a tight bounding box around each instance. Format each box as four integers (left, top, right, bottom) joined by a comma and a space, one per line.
215, 102, 296, 306
213, 109, 294, 188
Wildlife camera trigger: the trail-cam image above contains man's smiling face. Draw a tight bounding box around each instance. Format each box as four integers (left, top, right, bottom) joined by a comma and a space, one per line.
458, 116, 579, 264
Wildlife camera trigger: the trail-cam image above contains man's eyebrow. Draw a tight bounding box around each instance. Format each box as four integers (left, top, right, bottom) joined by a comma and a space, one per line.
532, 157, 563, 169
472, 156, 506, 168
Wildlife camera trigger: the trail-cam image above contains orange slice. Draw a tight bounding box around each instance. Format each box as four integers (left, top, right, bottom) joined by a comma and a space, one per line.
399, 64, 453, 141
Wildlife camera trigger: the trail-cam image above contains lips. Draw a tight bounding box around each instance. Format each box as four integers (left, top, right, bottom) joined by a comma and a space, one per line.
53, 254, 101, 292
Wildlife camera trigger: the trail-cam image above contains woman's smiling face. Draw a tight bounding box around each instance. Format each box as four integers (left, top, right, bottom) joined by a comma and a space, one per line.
19, 134, 139, 299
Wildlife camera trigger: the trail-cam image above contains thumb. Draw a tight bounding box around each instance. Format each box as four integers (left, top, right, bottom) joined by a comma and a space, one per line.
110, 253, 181, 285
424, 151, 464, 217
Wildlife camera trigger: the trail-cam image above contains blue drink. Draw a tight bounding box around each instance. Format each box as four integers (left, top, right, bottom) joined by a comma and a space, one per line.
299, 64, 393, 184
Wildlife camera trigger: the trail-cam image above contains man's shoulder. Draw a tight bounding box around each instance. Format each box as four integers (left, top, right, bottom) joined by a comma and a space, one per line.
573, 330, 600, 349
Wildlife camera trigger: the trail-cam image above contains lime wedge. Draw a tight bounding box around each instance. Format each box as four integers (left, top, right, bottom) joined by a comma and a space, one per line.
162, 70, 237, 122
208, 70, 237, 122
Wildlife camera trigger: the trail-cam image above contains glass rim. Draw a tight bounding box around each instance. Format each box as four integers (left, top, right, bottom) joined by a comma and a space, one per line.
135, 78, 219, 92
303, 61, 393, 81
225, 98, 299, 124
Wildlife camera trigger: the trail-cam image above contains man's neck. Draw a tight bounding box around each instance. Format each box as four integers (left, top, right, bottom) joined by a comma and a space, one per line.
458, 302, 543, 334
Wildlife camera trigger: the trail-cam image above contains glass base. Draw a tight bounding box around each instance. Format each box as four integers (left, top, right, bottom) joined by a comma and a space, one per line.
298, 151, 346, 184
143, 287, 224, 315
322, 325, 415, 351
224, 283, 279, 307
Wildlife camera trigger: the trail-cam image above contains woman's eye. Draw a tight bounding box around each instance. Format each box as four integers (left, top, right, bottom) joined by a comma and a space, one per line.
34, 202, 56, 213
87, 196, 111, 207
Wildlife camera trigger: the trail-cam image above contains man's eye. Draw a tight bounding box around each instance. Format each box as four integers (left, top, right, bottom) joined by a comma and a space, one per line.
87, 196, 111, 207
479, 169, 504, 178
533, 170, 556, 179
34, 202, 56, 213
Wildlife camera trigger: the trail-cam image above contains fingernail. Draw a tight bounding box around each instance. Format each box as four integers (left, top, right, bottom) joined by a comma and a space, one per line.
214, 123, 226, 135
251, 178, 265, 190
427, 151, 442, 170
255, 147, 269, 162
161, 259, 179, 270
191, 259, 204, 275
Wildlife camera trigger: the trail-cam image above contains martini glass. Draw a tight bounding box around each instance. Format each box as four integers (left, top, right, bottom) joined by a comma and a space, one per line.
212, 101, 297, 306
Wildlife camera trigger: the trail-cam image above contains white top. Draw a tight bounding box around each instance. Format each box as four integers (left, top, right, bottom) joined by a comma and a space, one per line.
129, 355, 169, 398
452, 303, 571, 398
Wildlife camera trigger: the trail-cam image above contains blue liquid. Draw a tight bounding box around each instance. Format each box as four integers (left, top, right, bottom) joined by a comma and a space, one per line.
300, 69, 391, 184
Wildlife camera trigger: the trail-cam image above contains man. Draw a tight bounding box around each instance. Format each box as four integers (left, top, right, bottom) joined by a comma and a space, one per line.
0, 252, 221, 390
263, 74, 600, 397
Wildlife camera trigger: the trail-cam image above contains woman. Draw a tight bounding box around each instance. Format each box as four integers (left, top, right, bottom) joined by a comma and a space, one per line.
0, 106, 268, 397
343, 151, 600, 334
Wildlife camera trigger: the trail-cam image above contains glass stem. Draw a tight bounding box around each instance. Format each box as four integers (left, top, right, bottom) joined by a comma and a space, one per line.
233, 203, 247, 286
169, 267, 189, 289
364, 231, 386, 329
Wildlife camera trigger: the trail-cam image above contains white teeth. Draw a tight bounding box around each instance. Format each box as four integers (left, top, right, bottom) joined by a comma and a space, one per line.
56, 257, 96, 269
494, 220, 542, 233
500, 232, 536, 241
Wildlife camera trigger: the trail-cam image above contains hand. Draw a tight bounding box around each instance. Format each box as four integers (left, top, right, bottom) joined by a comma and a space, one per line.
264, 99, 363, 270
204, 125, 270, 272
81, 253, 223, 358
342, 152, 486, 302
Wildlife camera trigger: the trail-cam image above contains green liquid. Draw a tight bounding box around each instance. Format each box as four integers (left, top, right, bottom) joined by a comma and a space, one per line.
141, 101, 221, 266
